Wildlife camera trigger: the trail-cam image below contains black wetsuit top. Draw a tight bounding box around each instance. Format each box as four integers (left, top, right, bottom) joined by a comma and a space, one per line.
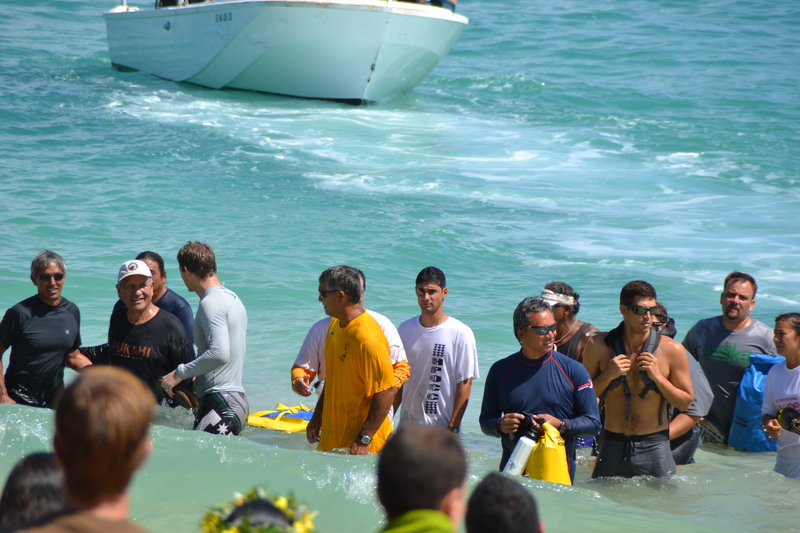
0, 296, 81, 407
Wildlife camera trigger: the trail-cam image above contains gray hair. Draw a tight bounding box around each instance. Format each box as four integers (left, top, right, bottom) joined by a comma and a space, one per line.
513, 297, 553, 342
30, 250, 66, 277
319, 265, 363, 304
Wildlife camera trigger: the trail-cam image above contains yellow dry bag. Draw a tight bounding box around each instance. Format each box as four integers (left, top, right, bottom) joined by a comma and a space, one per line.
524, 422, 572, 486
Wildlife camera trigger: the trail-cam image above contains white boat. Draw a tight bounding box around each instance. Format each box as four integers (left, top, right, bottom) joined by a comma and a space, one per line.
103, 0, 468, 103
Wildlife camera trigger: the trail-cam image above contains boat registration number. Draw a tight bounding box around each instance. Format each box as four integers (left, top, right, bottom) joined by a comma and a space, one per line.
215, 13, 233, 22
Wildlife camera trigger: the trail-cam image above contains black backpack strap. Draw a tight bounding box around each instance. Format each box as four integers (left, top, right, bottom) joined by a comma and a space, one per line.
600, 323, 632, 420
637, 326, 664, 424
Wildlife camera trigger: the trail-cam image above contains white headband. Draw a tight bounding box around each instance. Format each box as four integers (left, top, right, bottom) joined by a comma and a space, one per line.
540, 289, 575, 307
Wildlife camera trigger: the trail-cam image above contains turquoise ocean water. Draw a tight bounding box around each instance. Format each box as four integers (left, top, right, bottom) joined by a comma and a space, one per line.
1, 0, 800, 530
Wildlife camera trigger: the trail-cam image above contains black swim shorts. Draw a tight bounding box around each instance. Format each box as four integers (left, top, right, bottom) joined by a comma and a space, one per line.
592, 429, 676, 478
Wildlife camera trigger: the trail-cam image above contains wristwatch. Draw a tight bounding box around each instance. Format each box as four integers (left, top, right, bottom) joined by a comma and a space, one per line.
357, 433, 372, 446
447, 426, 460, 433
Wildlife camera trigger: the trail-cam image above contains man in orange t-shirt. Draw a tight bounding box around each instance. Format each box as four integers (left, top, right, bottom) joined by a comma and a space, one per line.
306, 265, 397, 454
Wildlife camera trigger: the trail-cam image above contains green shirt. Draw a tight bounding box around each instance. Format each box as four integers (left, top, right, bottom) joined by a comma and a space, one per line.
381, 509, 454, 533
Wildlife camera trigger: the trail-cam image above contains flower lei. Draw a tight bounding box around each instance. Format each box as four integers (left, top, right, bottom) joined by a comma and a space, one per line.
201, 487, 317, 533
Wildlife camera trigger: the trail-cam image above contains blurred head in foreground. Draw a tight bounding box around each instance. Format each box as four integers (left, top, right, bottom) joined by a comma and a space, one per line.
377, 423, 467, 529
466, 472, 542, 533
0, 452, 64, 530
55, 366, 155, 508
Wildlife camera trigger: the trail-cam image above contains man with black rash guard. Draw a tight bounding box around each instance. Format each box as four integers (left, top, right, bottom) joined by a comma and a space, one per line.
0, 251, 82, 408
479, 297, 601, 481
70, 260, 194, 405
112, 251, 194, 344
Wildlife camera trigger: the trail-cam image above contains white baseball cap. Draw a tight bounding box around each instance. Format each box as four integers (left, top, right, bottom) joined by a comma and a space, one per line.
117, 260, 152, 282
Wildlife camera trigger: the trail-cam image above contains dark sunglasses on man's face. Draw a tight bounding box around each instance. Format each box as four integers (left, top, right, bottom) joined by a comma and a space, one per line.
523, 323, 557, 335
36, 273, 64, 282
629, 305, 658, 316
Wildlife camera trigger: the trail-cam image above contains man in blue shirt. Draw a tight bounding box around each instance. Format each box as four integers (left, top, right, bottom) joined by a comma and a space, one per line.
479, 297, 601, 481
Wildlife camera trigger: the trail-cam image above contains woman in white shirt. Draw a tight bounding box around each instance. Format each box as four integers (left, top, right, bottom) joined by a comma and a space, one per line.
761, 312, 800, 478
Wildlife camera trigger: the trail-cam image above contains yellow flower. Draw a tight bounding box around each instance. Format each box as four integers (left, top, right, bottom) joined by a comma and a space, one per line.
201, 514, 220, 531
293, 510, 317, 533
204, 487, 317, 533
274, 496, 289, 510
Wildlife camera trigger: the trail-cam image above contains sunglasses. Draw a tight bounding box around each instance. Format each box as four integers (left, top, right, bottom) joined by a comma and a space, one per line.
629, 305, 659, 316
318, 289, 339, 297
653, 313, 670, 324
523, 323, 557, 335
36, 273, 64, 282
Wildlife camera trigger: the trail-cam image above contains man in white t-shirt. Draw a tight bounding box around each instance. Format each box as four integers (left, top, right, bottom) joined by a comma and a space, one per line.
397, 267, 479, 433
290, 269, 410, 398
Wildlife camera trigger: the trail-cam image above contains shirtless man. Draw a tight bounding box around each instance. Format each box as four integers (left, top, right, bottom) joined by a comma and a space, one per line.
584, 280, 693, 478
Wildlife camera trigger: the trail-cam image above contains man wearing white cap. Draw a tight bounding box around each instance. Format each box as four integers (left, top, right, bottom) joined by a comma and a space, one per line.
70, 260, 195, 404
541, 282, 598, 363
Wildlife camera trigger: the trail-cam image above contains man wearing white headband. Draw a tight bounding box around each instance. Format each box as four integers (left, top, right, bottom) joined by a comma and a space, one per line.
540, 282, 598, 363
70, 260, 195, 404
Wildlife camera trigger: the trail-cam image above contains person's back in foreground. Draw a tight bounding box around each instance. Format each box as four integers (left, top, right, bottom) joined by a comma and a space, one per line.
21, 366, 156, 533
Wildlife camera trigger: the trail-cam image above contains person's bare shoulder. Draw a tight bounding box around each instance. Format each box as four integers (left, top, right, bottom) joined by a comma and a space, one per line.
583, 331, 612, 374
659, 336, 688, 362
585, 331, 609, 351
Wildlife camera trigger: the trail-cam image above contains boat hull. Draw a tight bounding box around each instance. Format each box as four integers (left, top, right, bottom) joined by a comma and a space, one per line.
104, 0, 468, 102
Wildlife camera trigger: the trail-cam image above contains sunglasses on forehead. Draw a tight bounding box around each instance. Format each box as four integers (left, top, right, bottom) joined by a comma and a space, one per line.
629, 305, 659, 316
36, 273, 64, 282
522, 323, 557, 335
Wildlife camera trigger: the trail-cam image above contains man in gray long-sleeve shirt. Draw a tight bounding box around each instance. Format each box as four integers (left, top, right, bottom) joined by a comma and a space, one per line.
162, 241, 249, 436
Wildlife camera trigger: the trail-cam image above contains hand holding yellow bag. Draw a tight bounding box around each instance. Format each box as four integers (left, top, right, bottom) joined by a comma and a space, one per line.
524, 422, 572, 486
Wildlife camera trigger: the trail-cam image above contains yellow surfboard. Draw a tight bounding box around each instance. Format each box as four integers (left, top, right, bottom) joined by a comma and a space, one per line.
248, 403, 313, 433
